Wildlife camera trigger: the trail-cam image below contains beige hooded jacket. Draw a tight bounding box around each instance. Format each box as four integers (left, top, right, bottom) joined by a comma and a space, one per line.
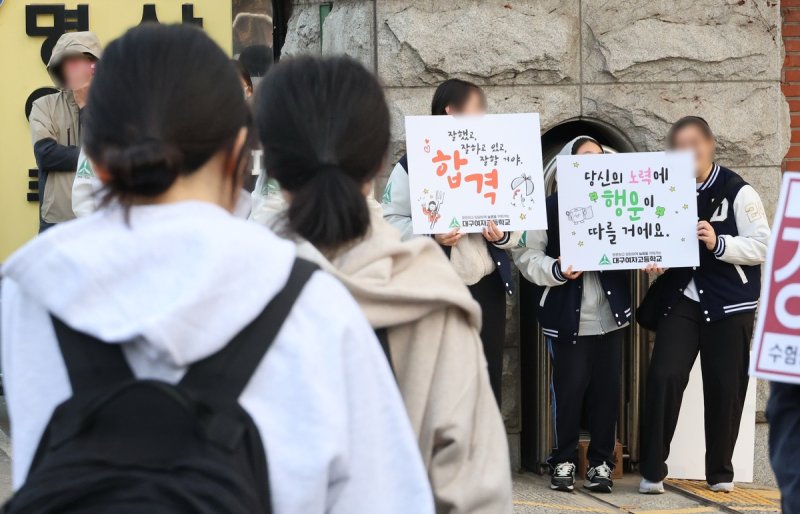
29, 31, 102, 224
286, 205, 513, 514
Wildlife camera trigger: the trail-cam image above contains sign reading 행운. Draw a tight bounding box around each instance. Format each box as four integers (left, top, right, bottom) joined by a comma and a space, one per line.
404, 113, 547, 234
750, 172, 800, 384
556, 151, 699, 271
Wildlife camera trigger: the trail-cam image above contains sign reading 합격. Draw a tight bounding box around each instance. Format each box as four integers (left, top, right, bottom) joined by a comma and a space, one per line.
556, 151, 699, 271
750, 172, 800, 384
404, 113, 547, 234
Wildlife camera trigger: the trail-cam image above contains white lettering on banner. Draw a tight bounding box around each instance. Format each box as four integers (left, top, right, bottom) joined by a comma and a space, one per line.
751, 173, 800, 384
556, 151, 699, 271
404, 113, 547, 234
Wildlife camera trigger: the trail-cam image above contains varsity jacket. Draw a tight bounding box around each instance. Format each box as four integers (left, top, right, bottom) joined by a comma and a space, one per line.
513, 194, 631, 343
382, 155, 518, 295
660, 164, 770, 322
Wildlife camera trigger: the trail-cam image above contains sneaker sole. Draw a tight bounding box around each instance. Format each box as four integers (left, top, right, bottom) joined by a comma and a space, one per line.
638, 487, 664, 494
550, 484, 575, 492
584, 482, 612, 493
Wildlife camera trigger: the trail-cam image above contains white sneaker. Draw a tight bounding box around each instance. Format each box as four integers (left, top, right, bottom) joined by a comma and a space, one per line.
639, 478, 664, 494
709, 482, 734, 493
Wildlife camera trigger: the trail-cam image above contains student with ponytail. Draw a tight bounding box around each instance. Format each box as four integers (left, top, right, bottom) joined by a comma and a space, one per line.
254, 55, 512, 514
2, 24, 430, 513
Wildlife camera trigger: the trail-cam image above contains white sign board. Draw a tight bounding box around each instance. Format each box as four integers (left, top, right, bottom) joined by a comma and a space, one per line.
750, 172, 800, 384
556, 151, 699, 271
405, 113, 547, 234
667, 354, 756, 482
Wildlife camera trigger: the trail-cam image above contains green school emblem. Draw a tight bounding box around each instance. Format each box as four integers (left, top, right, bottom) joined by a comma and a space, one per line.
382, 181, 392, 204
518, 231, 527, 248
599, 254, 611, 265
76, 158, 93, 179
449, 217, 461, 229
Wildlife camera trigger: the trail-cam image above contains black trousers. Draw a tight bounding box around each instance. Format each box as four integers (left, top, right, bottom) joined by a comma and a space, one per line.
547, 330, 623, 468
767, 382, 800, 514
468, 269, 505, 407
640, 297, 752, 485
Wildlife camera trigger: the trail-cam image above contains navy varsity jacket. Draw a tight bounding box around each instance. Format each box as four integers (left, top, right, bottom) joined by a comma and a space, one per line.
659, 164, 770, 323
514, 194, 632, 343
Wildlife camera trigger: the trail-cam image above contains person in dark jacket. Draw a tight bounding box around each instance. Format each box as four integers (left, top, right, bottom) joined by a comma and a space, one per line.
513, 136, 631, 493
767, 382, 800, 514
639, 116, 770, 495
381, 79, 521, 406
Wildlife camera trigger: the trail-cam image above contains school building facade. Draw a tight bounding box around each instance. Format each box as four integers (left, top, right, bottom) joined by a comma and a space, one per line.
277, 0, 790, 486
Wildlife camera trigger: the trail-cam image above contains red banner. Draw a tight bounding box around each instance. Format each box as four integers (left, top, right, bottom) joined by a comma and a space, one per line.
751, 172, 800, 383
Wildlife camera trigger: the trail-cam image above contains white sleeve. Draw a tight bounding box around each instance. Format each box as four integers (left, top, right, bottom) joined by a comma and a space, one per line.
381, 163, 415, 241
714, 185, 771, 266
72, 150, 102, 217
328, 296, 434, 514
511, 230, 568, 287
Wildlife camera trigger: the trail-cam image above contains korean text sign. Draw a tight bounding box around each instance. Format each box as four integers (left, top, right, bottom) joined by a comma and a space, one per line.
556, 151, 699, 271
751, 172, 800, 384
404, 113, 547, 234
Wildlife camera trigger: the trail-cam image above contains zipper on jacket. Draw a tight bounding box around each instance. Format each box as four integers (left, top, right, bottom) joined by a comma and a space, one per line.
67, 128, 71, 146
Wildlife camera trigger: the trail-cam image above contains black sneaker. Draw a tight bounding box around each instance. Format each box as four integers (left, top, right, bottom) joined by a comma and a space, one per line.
584, 462, 613, 493
551, 462, 576, 491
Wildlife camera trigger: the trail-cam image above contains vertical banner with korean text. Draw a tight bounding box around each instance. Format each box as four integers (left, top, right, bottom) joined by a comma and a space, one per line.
750, 172, 800, 384
404, 113, 547, 234
556, 151, 699, 271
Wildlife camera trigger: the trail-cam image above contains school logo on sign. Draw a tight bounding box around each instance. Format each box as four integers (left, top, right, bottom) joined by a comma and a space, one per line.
599, 254, 611, 266
449, 217, 461, 229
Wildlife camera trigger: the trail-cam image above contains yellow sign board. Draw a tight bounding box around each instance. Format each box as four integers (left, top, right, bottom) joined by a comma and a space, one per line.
0, 1, 232, 261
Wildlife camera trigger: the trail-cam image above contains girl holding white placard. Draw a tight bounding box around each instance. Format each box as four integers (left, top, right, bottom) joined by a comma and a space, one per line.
382, 79, 521, 407
639, 116, 770, 495
513, 137, 632, 494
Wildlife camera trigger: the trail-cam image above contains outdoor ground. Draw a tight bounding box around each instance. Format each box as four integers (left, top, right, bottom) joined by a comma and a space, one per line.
0, 398, 780, 512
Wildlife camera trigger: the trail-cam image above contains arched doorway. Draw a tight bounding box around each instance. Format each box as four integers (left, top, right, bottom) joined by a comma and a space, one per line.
519, 118, 650, 474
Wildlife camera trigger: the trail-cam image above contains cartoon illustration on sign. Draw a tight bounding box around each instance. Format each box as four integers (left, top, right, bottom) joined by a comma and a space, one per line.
419, 190, 445, 229
565, 206, 594, 224
510, 173, 536, 209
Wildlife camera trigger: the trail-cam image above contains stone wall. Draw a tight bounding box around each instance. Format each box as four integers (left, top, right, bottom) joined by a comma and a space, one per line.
281, 0, 790, 484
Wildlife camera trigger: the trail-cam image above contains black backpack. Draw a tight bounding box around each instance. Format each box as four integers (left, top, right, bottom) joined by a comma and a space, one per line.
3, 259, 317, 514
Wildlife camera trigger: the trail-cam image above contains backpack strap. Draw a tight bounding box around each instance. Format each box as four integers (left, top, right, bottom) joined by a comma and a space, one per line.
50, 316, 135, 393
701, 175, 744, 221
374, 328, 394, 374
179, 258, 318, 405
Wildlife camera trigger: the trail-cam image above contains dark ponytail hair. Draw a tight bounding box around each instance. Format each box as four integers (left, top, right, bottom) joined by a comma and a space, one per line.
431, 78, 485, 116
83, 24, 250, 206
254, 56, 390, 249
668, 116, 714, 148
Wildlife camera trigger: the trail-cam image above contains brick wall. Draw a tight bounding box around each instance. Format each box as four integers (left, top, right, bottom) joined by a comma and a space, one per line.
784, 0, 800, 171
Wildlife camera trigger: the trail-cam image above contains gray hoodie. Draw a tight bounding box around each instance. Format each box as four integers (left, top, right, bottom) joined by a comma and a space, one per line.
1, 201, 434, 513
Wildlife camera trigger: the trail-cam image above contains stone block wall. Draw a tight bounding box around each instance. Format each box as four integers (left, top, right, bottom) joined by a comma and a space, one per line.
783, 0, 800, 171
280, 0, 790, 484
